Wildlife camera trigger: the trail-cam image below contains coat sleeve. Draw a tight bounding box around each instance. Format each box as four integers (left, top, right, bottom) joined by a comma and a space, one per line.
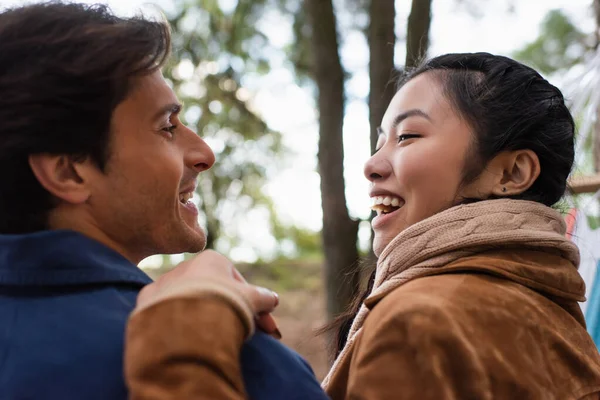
346, 300, 492, 400
125, 296, 249, 400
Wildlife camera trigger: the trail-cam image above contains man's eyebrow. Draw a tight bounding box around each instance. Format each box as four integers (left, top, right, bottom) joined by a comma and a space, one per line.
377, 109, 431, 135
152, 102, 183, 121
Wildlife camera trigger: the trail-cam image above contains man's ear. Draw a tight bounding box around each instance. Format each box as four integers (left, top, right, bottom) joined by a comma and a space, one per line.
488, 149, 541, 197
28, 154, 92, 204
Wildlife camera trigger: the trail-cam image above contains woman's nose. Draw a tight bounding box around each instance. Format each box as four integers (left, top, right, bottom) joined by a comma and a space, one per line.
364, 152, 391, 182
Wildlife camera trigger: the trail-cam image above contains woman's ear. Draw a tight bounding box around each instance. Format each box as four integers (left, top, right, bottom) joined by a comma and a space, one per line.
28, 154, 92, 204
488, 150, 541, 197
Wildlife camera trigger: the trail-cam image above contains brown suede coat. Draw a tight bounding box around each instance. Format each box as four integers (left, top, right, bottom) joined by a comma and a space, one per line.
126, 250, 600, 399
326, 249, 600, 399
126, 296, 250, 400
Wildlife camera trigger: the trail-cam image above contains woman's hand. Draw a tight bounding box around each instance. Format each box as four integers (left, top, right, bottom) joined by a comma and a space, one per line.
136, 250, 280, 337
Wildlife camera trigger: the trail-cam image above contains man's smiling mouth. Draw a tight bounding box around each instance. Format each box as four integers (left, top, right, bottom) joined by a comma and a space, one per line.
179, 192, 193, 204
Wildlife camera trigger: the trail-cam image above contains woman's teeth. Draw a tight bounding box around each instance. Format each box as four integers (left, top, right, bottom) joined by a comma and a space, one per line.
370, 195, 404, 215
179, 192, 193, 203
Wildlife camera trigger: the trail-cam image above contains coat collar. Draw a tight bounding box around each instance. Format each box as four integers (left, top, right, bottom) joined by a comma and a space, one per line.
365, 249, 585, 310
0, 230, 151, 287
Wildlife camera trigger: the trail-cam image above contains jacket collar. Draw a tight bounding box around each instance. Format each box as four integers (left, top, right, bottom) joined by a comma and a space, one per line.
0, 230, 151, 287
365, 249, 585, 310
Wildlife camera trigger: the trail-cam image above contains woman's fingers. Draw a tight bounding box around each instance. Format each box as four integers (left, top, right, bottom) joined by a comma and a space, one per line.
252, 286, 279, 314
232, 267, 247, 283
234, 269, 281, 338
256, 313, 282, 339
251, 288, 282, 338
230, 262, 281, 338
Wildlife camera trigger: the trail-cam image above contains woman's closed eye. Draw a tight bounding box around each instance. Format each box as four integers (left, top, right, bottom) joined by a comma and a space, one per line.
397, 133, 420, 143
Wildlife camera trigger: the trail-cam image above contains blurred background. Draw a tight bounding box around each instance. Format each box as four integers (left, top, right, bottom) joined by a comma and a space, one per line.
4, 0, 600, 379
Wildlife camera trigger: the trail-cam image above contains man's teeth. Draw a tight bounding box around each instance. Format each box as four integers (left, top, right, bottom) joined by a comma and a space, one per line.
370, 195, 404, 214
179, 192, 193, 203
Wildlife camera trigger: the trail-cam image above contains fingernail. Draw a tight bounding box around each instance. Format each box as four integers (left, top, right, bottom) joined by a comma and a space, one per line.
258, 287, 279, 306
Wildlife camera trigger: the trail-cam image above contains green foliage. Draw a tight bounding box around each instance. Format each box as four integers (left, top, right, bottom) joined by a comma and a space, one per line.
161, 0, 326, 260
514, 8, 600, 214
587, 214, 600, 229
237, 259, 323, 292
144, 257, 323, 292
163, 0, 284, 251
271, 1, 312, 85
513, 9, 589, 75
272, 223, 322, 260
279, 0, 368, 88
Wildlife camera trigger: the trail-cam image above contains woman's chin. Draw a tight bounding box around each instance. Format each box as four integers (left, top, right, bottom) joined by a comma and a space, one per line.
372, 237, 389, 259
373, 222, 412, 258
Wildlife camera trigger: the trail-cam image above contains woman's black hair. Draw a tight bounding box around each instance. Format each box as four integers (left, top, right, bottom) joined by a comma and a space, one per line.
410, 52, 575, 206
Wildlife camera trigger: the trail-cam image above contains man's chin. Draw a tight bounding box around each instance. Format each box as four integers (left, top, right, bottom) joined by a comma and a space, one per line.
160, 225, 207, 255
181, 225, 207, 253
186, 238, 206, 253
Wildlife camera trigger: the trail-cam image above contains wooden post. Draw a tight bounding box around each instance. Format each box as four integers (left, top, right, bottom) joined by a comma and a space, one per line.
568, 174, 600, 194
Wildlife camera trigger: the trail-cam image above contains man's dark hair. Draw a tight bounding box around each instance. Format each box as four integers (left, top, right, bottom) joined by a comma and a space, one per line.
0, 2, 171, 233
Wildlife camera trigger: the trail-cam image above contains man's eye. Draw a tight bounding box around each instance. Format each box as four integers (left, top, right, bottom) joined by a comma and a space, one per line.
162, 125, 177, 135
397, 134, 420, 143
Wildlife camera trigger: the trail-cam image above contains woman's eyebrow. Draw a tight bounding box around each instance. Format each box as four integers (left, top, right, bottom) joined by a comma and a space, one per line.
377, 108, 432, 135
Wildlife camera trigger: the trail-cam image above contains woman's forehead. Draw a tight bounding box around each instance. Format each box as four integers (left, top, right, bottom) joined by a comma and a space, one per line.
382, 73, 451, 129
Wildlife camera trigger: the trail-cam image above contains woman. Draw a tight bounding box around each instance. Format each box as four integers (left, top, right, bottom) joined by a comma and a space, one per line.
125, 53, 600, 399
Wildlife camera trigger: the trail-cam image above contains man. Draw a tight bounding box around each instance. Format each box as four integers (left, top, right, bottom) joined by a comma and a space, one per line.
0, 3, 325, 399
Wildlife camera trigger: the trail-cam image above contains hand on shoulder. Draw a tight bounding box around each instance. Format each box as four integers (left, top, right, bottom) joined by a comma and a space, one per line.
135, 250, 280, 338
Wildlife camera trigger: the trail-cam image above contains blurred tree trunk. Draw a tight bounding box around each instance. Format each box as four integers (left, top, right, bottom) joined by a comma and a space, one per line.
367, 0, 397, 263
305, 0, 360, 320
595, 0, 600, 45
593, 0, 600, 172
369, 0, 397, 155
164, 2, 285, 256
405, 0, 432, 69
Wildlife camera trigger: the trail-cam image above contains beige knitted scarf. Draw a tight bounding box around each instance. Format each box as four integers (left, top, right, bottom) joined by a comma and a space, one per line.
322, 199, 579, 388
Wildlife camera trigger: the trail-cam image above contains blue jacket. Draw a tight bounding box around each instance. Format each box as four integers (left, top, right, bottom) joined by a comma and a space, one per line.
0, 230, 328, 399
